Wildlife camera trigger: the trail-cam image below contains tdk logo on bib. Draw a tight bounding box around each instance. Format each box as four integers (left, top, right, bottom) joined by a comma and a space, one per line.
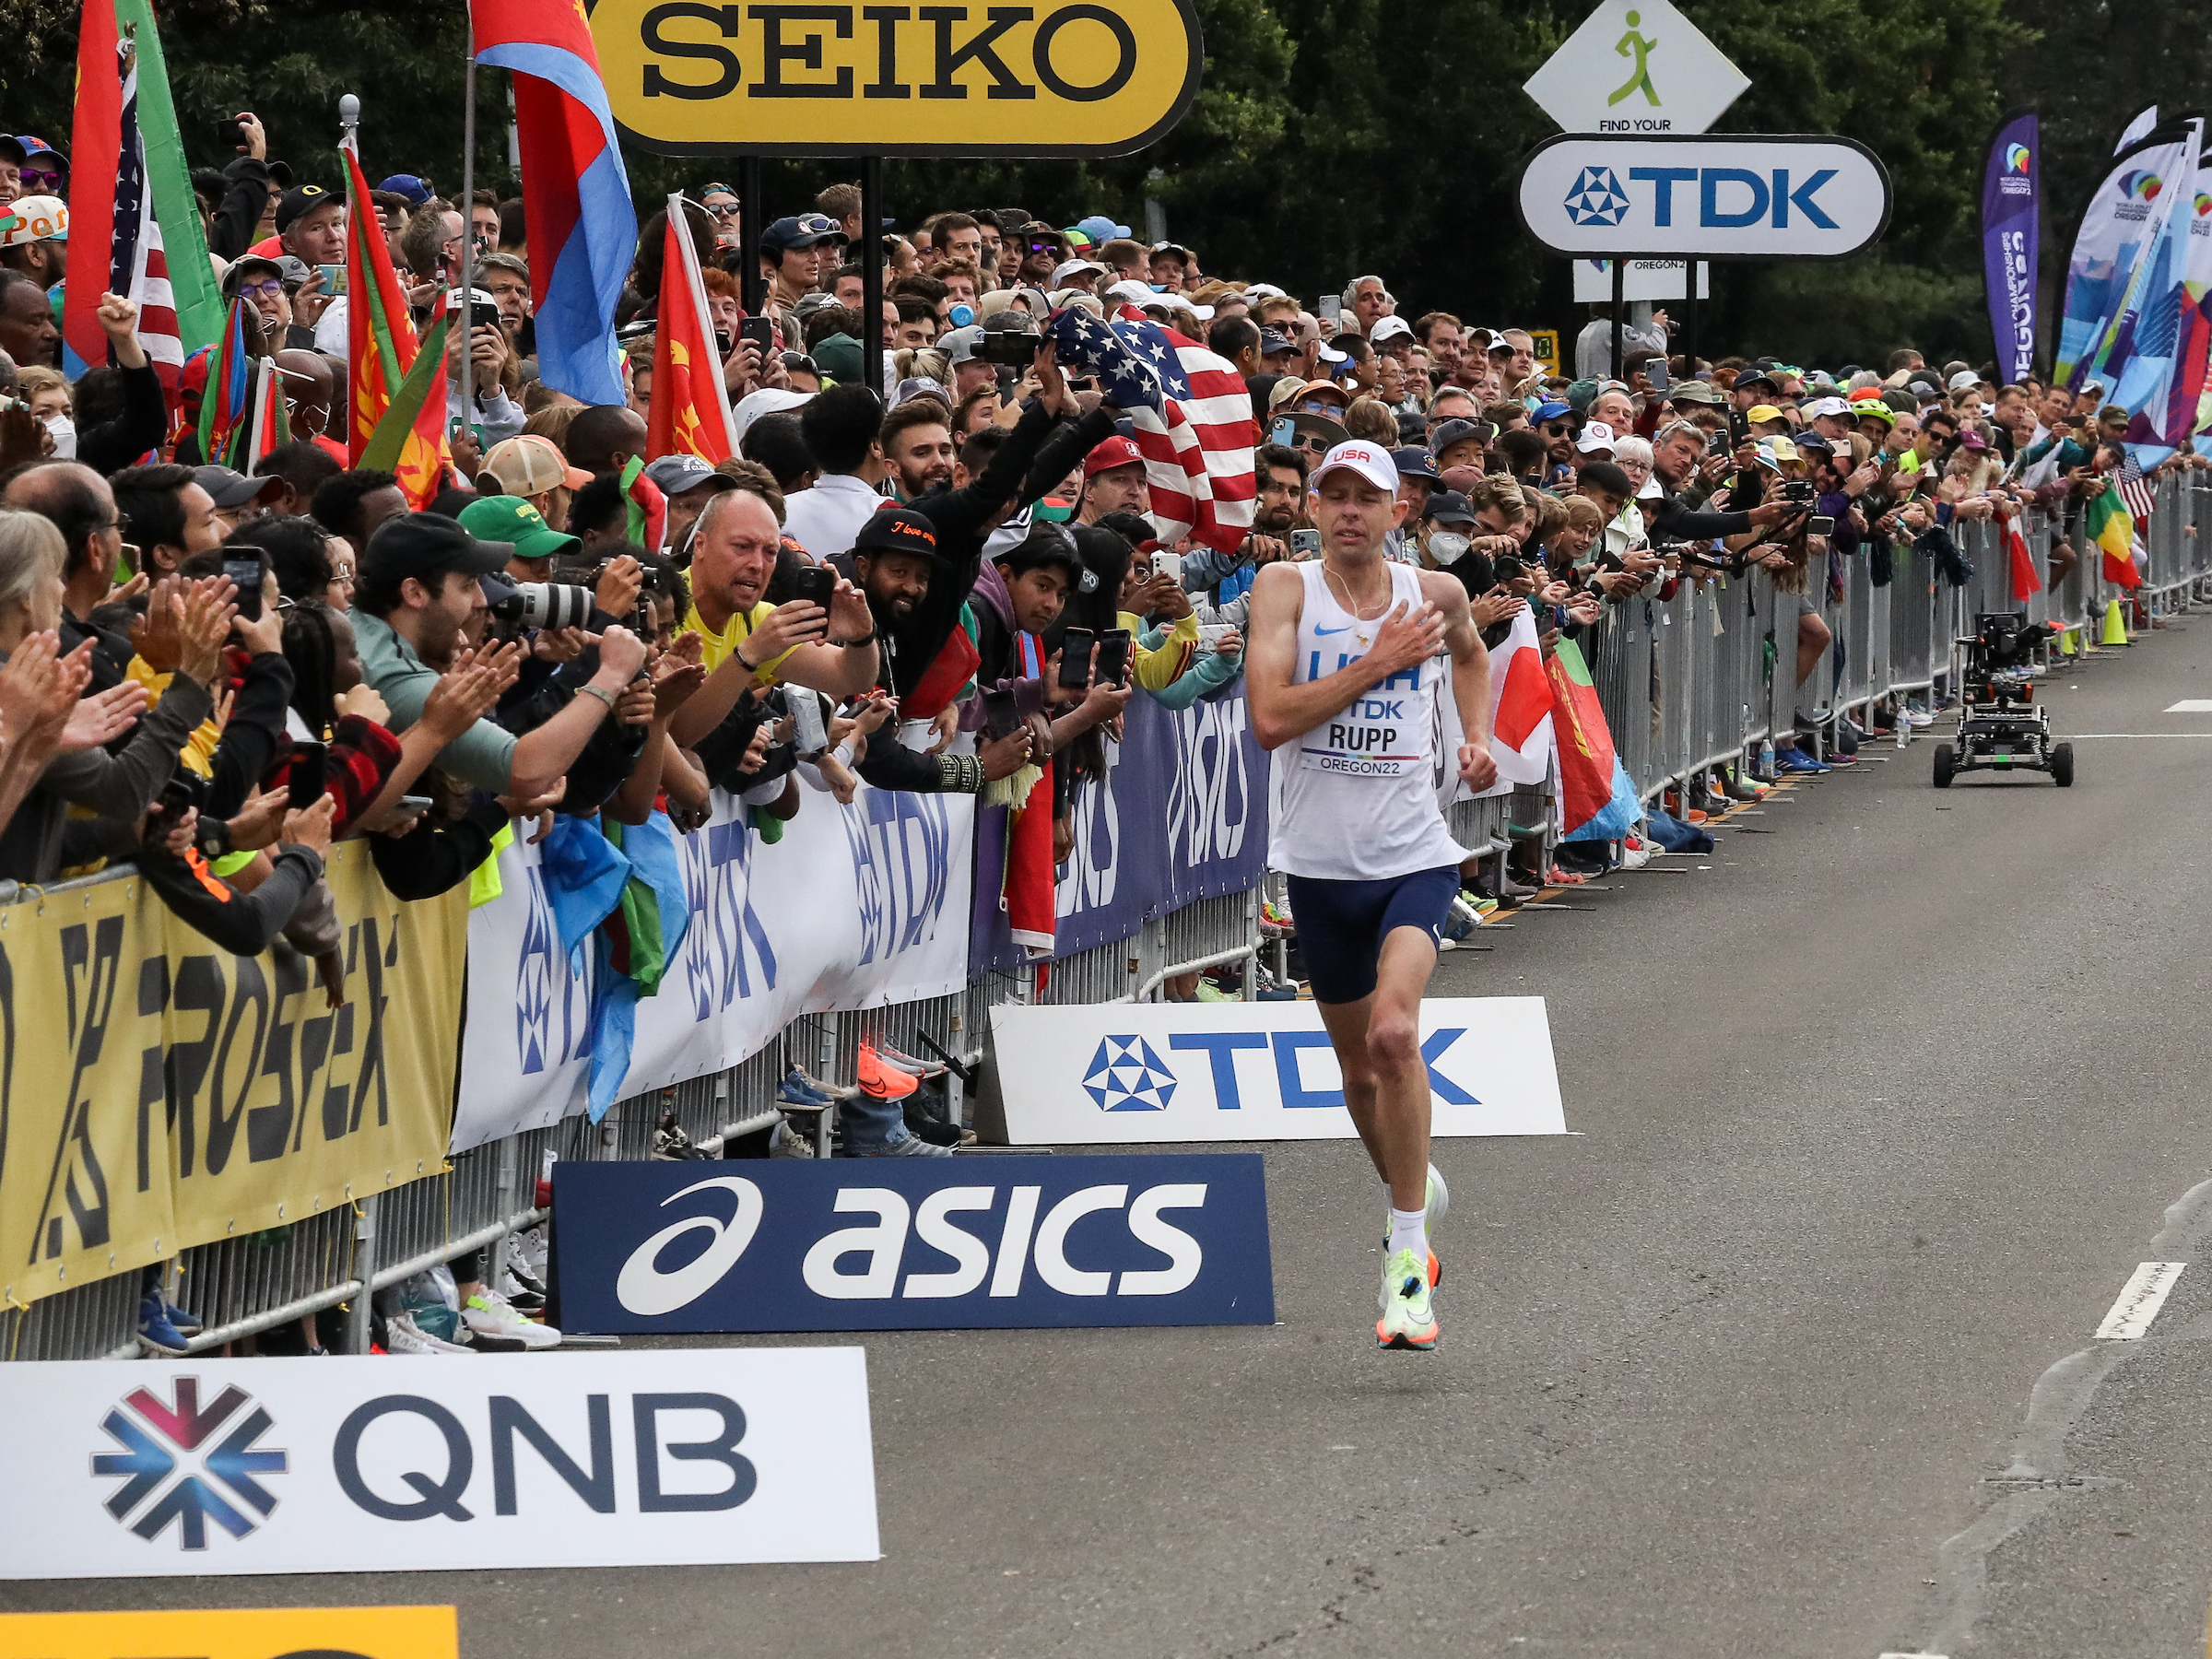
554, 1157, 1275, 1333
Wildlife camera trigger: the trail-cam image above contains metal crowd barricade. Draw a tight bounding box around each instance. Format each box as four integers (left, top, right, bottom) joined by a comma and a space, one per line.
0, 842, 1263, 1363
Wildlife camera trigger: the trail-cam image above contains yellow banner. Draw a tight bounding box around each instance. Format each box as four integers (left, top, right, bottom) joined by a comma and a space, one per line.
0, 1605, 458, 1658
0, 845, 465, 1306
590, 0, 1204, 157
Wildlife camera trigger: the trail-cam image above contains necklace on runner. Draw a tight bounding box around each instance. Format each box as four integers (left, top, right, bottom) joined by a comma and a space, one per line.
1324, 561, 1392, 646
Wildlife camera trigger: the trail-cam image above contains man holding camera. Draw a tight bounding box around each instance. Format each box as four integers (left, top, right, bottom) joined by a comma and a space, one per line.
353, 512, 643, 799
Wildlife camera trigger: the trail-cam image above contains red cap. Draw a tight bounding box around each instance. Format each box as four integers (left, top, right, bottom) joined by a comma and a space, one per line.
1083, 435, 1145, 477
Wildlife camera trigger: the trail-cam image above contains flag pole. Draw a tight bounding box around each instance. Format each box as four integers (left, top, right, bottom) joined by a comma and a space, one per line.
338, 92, 359, 156
459, 55, 477, 447
862, 153, 884, 399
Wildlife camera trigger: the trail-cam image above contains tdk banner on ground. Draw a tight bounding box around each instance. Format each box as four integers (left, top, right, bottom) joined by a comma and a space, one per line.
554, 1156, 1274, 1334
984, 998, 1567, 1145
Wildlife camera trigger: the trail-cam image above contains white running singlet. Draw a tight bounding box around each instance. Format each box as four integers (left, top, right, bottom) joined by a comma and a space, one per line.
1266, 559, 1472, 882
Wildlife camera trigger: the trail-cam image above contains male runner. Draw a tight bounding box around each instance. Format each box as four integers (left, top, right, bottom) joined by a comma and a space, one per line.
1245, 441, 1498, 1349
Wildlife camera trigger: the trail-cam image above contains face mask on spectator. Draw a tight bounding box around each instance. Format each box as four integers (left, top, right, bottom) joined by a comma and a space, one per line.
41, 414, 73, 457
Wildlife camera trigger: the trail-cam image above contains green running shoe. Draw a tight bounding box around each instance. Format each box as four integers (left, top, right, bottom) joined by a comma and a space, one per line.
1376, 1248, 1439, 1350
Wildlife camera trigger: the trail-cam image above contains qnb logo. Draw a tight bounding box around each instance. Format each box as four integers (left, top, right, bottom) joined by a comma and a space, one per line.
94, 1379, 288, 1550
1563, 165, 1631, 228
1084, 1035, 1178, 1112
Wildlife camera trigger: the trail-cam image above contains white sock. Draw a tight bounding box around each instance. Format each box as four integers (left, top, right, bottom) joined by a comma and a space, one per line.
1387, 1207, 1427, 1260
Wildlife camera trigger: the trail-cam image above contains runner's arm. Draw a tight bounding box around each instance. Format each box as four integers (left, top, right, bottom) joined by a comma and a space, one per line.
1243, 563, 1443, 751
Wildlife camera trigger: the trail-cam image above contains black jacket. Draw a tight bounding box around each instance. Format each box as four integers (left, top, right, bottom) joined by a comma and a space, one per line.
76, 362, 169, 477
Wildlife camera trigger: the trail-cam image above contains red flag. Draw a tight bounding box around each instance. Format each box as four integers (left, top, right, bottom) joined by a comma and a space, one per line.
343, 146, 419, 461
2006, 514, 2043, 603
63, 0, 122, 373
645, 194, 737, 464
1546, 638, 1621, 838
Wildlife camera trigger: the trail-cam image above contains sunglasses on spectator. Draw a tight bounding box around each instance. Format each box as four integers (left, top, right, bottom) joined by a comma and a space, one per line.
781, 352, 817, 373
1542, 421, 1575, 436
1293, 435, 1330, 455
21, 168, 61, 192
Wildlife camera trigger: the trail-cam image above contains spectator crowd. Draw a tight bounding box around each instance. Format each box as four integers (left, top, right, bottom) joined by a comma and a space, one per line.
0, 112, 2196, 1279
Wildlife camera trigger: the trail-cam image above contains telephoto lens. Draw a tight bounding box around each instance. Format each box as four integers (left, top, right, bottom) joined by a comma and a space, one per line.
491, 582, 596, 631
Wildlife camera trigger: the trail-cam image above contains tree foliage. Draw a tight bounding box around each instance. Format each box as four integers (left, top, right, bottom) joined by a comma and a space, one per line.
0, 0, 2195, 369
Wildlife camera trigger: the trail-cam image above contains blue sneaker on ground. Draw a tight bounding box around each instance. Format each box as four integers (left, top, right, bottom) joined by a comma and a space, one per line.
1774, 747, 1830, 774
161, 1294, 203, 1335
843, 1130, 952, 1158
138, 1292, 191, 1357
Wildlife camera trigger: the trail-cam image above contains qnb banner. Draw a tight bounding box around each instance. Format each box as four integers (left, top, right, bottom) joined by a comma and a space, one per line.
553, 1156, 1274, 1333
454, 782, 974, 1152
0, 1351, 878, 1578
1982, 110, 2040, 384
0, 843, 465, 1307
972, 688, 1268, 972
982, 998, 1568, 1145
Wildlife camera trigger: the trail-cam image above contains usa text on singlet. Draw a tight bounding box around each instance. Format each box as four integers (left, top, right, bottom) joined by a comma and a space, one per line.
1266, 559, 1472, 883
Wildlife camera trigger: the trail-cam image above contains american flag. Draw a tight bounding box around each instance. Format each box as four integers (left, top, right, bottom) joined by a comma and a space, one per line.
2115, 453, 2157, 526
112, 45, 183, 429
1043, 306, 1255, 552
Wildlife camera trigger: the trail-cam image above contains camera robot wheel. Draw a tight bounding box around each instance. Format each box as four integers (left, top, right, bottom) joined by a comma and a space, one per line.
1933, 743, 1956, 789
2052, 742, 2074, 788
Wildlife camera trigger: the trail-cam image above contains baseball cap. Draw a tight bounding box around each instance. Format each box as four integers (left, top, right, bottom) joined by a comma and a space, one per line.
16, 136, 64, 182
1370, 315, 1414, 346
1668, 382, 1722, 406
1310, 441, 1399, 493
761, 213, 845, 255
1574, 420, 1618, 453
812, 333, 863, 382
361, 511, 512, 592
458, 494, 582, 563
896, 375, 952, 406
1430, 418, 1487, 457
1075, 214, 1131, 243
1257, 328, 1299, 359
1804, 395, 1853, 419
734, 385, 815, 440
1531, 400, 1575, 424
1391, 446, 1440, 481
377, 173, 432, 206
1636, 475, 1664, 501
1791, 429, 1833, 454
940, 324, 987, 366
853, 504, 948, 566
193, 465, 284, 509
1051, 257, 1106, 287
1293, 378, 1348, 406
643, 453, 741, 500
1947, 369, 1983, 393
1745, 404, 1786, 425
1960, 429, 1990, 451
273, 183, 336, 233
1084, 435, 1145, 476
0, 195, 65, 246
221, 253, 284, 297
1421, 488, 1475, 524
482, 435, 588, 496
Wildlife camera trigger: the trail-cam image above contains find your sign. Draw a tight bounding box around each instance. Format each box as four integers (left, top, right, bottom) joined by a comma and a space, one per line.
1517, 135, 1893, 260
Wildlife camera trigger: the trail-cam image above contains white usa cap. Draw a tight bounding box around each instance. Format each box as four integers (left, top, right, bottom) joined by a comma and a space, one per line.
1310, 441, 1400, 493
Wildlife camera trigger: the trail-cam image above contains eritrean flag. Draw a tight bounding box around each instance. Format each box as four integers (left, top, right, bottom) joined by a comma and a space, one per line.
2086, 479, 2144, 589
1547, 637, 1640, 842
473, 0, 637, 408
344, 145, 449, 505
194, 295, 256, 466
645, 194, 737, 465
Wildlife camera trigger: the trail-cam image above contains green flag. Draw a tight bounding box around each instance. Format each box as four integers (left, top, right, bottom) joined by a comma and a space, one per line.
359, 312, 449, 475
115, 0, 223, 351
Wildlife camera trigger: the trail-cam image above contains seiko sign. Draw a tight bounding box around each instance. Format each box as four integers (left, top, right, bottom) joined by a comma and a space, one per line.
1517, 134, 1892, 260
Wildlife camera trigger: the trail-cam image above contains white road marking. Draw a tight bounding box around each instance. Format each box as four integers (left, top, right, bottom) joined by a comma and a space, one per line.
2064, 733, 2212, 739
2094, 1262, 2186, 1340
2163, 700, 2212, 712
1879, 1653, 1947, 1658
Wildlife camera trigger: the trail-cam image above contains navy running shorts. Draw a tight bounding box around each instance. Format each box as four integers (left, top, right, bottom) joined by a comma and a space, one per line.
1282, 865, 1460, 1006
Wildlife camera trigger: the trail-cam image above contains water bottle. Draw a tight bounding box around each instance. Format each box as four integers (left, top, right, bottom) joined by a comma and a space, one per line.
1895, 707, 1911, 749
1758, 736, 1774, 779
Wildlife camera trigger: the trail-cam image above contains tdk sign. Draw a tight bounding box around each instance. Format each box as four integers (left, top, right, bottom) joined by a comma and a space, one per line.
553, 1157, 1275, 1334
1519, 135, 1892, 259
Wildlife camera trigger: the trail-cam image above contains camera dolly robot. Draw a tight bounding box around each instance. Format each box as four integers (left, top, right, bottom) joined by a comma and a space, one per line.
1933, 611, 2074, 788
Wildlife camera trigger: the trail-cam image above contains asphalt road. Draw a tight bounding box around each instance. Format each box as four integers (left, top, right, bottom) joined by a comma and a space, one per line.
12, 618, 2212, 1656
